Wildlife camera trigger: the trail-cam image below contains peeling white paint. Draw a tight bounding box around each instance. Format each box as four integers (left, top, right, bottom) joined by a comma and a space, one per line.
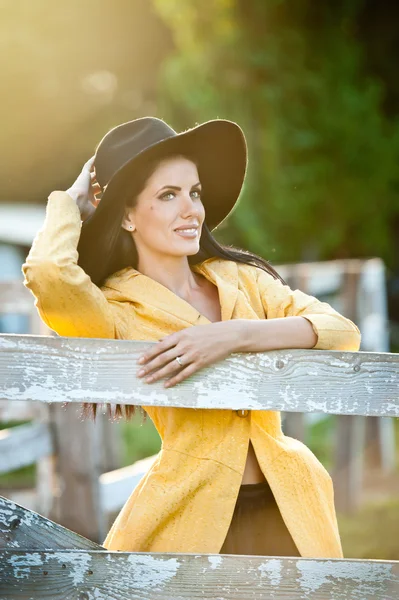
297, 559, 393, 594
9, 552, 43, 579
125, 554, 179, 589
278, 385, 302, 406
208, 555, 223, 569
257, 558, 283, 586
328, 359, 355, 368
0, 507, 14, 527
53, 551, 93, 585
1, 335, 398, 416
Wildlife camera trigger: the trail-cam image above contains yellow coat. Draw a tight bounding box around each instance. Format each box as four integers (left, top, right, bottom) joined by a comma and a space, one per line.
22, 191, 361, 558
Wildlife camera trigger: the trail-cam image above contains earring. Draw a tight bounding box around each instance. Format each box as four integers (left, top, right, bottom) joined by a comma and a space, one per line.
129, 225, 134, 231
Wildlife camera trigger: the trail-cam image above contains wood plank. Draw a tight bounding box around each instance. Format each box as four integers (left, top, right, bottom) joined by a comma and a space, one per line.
0, 496, 102, 550
0, 334, 397, 416
0, 550, 398, 599
333, 415, 366, 514
48, 403, 107, 545
333, 266, 364, 513
277, 258, 349, 296
0, 422, 53, 474
99, 412, 123, 474
99, 454, 158, 513
357, 259, 396, 473
282, 266, 310, 442
0, 399, 46, 422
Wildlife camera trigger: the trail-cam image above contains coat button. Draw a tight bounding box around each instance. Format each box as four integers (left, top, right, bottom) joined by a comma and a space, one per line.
236, 409, 249, 418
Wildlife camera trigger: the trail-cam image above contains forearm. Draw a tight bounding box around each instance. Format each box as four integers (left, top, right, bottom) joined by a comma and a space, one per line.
22, 191, 117, 338
236, 317, 318, 353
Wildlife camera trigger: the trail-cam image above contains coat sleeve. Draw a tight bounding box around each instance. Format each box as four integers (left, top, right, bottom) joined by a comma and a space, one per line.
21, 191, 129, 339
254, 266, 361, 351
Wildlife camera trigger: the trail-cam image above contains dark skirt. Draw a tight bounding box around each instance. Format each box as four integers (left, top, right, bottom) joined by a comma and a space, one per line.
219, 480, 301, 556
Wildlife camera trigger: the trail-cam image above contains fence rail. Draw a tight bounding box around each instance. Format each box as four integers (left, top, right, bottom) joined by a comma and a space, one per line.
1, 334, 398, 416
0, 332, 398, 599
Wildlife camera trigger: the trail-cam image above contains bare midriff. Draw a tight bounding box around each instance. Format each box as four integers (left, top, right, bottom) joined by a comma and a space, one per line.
191, 274, 267, 485
241, 440, 267, 484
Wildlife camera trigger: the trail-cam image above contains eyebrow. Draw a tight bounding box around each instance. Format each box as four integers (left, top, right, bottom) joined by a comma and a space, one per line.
156, 181, 202, 194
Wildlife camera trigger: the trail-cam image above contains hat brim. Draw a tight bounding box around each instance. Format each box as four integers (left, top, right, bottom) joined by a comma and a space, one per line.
78, 119, 247, 282
92, 119, 246, 228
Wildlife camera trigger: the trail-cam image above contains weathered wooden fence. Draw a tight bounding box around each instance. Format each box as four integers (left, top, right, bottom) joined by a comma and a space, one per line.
0, 278, 122, 525
0, 333, 398, 599
1, 257, 393, 525
278, 257, 395, 513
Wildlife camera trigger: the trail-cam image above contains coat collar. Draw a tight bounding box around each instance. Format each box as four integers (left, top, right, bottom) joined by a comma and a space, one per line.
103, 258, 239, 323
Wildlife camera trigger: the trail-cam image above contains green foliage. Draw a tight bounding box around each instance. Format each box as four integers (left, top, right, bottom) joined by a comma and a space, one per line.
154, 0, 399, 269
306, 415, 335, 471
121, 413, 161, 466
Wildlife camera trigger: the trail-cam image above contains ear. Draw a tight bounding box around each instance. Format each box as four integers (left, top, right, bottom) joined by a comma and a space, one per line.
121, 210, 136, 232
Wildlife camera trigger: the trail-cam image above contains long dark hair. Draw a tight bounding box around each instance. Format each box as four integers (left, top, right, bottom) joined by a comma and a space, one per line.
81, 148, 287, 424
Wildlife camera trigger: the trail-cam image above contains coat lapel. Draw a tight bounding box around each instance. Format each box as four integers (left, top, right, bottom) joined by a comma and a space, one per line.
104, 258, 239, 324
192, 258, 238, 322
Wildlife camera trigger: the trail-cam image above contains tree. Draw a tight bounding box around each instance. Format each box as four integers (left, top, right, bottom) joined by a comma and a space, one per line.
153, 0, 399, 271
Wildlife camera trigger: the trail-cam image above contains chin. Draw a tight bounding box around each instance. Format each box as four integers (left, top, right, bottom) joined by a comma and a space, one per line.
172, 243, 200, 257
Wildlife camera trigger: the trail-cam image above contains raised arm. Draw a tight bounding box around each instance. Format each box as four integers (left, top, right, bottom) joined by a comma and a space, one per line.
22, 160, 130, 339
254, 266, 361, 351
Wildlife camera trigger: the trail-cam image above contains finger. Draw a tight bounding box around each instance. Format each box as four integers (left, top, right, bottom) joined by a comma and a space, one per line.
91, 182, 102, 195
90, 196, 101, 209
137, 347, 180, 378
83, 156, 96, 172
137, 335, 179, 365
143, 355, 189, 384
164, 362, 199, 388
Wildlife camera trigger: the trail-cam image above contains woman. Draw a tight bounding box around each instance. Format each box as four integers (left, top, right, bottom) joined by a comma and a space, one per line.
22, 116, 361, 557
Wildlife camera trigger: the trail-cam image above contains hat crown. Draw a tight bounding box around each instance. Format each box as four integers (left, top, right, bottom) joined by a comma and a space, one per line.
95, 117, 178, 188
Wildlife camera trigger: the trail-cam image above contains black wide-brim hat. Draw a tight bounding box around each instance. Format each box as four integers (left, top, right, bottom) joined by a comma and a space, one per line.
77, 117, 248, 282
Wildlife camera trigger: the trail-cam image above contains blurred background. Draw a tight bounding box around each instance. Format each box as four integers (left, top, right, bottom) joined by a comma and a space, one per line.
0, 0, 398, 560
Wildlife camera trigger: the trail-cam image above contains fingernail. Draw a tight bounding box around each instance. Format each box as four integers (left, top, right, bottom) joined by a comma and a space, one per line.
137, 369, 145, 377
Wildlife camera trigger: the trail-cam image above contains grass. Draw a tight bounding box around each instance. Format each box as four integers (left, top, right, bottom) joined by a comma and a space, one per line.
339, 497, 399, 560
0, 420, 36, 489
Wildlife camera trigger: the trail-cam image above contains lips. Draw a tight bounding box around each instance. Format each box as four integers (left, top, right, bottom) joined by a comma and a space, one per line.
174, 226, 199, 239
174, 225, 199, 231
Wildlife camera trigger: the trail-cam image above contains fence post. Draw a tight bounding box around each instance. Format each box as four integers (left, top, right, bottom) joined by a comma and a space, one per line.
332, 262, 365, 513
48, 402, 106, 544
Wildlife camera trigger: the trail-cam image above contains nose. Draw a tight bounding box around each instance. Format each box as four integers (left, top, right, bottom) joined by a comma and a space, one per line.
180, 191, 202, 218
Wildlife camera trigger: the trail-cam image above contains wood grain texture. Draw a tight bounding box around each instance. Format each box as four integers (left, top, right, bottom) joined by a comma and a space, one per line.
48, 403, 107, 544
0, 550, 398, 599
0, 496, 102, 551
0, 334, 397, 416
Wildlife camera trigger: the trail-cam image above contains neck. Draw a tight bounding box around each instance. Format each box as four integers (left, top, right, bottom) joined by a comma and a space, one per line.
137, 255, 203, 300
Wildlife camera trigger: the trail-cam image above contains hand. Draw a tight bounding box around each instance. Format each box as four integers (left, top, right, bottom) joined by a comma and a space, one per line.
66, 156, 102, 221
136, 321, 245, 388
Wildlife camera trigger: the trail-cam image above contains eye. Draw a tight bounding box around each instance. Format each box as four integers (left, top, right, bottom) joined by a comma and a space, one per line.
191, 189, 201, 199
160, 191, 175, 200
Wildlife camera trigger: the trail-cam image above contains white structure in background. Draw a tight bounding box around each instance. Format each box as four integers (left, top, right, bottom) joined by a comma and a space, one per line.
0, 203, 45, 333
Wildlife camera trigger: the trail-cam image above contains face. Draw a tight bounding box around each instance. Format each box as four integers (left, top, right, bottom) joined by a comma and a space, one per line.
122, 155, 205, 261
